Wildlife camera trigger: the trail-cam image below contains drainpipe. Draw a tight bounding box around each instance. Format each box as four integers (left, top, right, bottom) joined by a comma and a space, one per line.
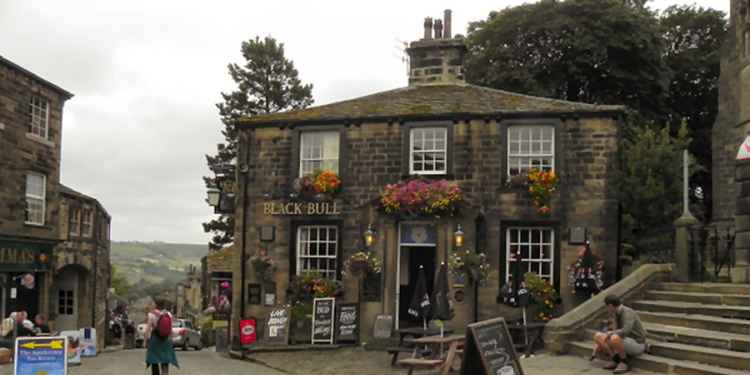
238, 127, 250, 356
92, 212, 98, 330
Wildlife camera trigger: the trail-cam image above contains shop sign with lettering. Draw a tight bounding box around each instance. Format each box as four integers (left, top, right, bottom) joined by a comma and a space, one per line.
263, 201, 342, 216
0, 240, 52, 272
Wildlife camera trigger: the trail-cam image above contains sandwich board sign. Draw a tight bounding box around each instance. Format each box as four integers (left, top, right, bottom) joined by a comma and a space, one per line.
15, 336, 68, 375
737, 136, 750, 160
312, 297, 335, 344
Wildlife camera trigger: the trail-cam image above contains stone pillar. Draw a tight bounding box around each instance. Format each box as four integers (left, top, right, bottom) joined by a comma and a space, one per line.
674, 150, 699, 282
733, 158, 750, 283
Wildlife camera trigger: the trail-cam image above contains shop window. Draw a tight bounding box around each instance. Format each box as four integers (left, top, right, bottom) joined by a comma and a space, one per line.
82, 208, 93, 237
296, 225, 338, 279
507, 125, 554, 176
25, 173, 46, 225
409, 127, 447, 175
69, 208, 80, 236
505, 227, 554, 283
29, 95, 49, 139
299, 131, 339, 176
58, 290, 74, 315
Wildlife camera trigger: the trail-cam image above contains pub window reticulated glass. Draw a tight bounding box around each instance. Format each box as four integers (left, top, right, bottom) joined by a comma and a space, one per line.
300, 131, 339, 177
296, 225, 338, 279
410, 127, 447, 175
507, 125, 554, 176
25, 173, 46, 225
29, 95, 49, 139
505, 227, 554, 283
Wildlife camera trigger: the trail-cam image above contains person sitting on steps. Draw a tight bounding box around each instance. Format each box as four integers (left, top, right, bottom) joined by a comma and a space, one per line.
592, 295, 648, 374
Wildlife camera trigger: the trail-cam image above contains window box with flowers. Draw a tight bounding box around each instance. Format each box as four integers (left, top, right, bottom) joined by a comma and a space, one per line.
292, 169, 342, 201
286, 271, 344, 343
379, 179, 462, 219
343, 251, 383, 302
447, 249, 491, 286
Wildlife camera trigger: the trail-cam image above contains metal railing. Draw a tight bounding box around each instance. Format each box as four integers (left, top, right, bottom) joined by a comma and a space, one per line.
687, 225, 735, 282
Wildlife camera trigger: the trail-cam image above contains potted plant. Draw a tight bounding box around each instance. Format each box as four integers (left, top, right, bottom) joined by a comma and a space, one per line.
379, 178, 462, 218
343, 251, 382, 279
523, 272, 560, 322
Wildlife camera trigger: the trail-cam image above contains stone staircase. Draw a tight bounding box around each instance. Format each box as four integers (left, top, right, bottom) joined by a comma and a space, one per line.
567, 282, 750, 374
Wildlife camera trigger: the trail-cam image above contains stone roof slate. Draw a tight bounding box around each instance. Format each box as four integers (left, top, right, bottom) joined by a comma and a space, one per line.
238, 83, 625, 126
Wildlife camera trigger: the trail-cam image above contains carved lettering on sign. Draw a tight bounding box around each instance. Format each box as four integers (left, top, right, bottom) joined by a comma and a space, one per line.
263, 201, 341, 216
0, 248, 36, 264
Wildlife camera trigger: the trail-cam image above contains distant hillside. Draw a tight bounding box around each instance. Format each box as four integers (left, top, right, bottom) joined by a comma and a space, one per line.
111, 241, 206, 286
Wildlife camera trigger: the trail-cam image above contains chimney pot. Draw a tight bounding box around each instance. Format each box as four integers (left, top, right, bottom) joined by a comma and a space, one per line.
434, 19, 443, 39
423, 17, 433, 40
444, 9, 452, 39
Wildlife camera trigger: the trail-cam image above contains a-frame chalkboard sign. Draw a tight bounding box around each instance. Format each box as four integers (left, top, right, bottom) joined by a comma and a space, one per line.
461, 317, 524, 375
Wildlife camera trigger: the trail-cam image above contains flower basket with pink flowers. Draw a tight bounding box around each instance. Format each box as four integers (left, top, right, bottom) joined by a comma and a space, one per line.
379, 179, 462, 218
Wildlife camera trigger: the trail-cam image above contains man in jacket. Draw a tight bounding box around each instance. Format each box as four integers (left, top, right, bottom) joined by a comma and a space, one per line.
592, 295, 648, 374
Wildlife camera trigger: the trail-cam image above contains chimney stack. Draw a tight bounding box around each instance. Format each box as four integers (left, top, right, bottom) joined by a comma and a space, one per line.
444, 9, 452, 39
434, 19, 443, 39
423, 17, 433, 40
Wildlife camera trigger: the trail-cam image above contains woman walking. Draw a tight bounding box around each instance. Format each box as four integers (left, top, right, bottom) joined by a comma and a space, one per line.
144, 303, 178, 375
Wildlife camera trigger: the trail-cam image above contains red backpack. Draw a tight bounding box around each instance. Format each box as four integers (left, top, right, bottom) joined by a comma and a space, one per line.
154, 311, 172, 339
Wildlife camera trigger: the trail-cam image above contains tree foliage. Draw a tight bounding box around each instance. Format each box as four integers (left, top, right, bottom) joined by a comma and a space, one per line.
203, 36, 313, 250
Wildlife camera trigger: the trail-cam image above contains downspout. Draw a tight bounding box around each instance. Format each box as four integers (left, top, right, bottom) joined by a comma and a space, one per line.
238, 125, 250, 354
92, 211, 98, 329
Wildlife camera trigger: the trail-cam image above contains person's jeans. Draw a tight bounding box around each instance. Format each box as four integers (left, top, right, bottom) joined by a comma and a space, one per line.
151, 364, 169, 375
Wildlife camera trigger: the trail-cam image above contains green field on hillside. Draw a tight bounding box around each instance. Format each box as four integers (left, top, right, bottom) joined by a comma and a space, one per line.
111, 241, 206, 289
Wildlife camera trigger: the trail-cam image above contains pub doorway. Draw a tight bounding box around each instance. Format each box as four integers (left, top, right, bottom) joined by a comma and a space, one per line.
395, 222, 438, 330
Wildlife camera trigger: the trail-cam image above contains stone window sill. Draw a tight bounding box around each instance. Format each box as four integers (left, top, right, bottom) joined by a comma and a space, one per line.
24, 222, 52, 230
25, 133, 55, 147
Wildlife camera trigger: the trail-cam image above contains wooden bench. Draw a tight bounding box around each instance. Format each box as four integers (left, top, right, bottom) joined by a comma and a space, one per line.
387, 346, 415, 366
396, 358, 443, 375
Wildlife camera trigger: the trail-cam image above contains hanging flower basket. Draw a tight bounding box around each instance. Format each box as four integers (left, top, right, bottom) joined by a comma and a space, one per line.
379, 179, 462, 218
292, 170, 341, 200
343, 251, 382, 279
250, 253, 276, 282
447, 249, 490, 285
527, 169, 558, 216
568, 245, 605, 296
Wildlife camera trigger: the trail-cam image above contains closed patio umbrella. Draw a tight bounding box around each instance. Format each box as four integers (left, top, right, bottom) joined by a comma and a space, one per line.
431, 263, 451, 336
408, 265, 432, 329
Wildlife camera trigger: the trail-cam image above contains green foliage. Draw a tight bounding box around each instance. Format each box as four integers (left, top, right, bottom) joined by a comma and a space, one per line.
466, 0, 669, 119
524, 272, 559, 322
203, 36, 314, 250
620, 122, 699, 259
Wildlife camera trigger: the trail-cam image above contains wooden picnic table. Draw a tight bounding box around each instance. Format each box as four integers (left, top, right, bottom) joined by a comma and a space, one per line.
388, 327, 454, 365
397, 334, 465, 375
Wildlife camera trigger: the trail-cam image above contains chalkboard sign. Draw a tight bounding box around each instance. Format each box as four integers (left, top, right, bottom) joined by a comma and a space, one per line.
312, 298, 335, 344
263, 308, 289, 345
335, 303, 359, 344
461, 317, 524, 375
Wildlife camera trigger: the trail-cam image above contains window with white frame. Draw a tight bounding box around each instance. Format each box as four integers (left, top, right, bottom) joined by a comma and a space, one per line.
296, 225, 338, 279
25, 173, 45, 225
507, 125, 554, 176
69, 208, 80, 236
29, 96, 49, 139
505, 227, 554, 283
410, 127, 447, 174
82, 208, 93, 237
300, 131, 339, 176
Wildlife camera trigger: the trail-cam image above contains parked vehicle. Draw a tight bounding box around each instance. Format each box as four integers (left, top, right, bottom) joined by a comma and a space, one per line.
171, 319, 202, 350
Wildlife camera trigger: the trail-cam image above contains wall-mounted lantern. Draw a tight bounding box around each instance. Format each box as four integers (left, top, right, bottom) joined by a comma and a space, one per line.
364, 224, 376, 248
454, 224, 464, 248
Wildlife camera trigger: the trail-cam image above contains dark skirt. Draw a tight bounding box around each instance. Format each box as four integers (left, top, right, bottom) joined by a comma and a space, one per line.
146, 336, 179, 368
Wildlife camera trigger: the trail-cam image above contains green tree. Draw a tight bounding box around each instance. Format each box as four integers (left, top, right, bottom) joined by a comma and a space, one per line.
660, 5, 727, 219
110, 265, 132, 299
465, 0, 670, 119
620, 122, 699, 259
203, 36, 314, 250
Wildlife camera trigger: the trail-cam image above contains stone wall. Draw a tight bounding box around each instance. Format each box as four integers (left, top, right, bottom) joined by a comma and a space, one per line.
0, 60, 68, 240
231, 115, 620, 339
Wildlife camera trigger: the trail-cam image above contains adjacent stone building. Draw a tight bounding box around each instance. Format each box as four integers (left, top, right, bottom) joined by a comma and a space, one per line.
0, 55, 111, 347
230, 12, 624, 342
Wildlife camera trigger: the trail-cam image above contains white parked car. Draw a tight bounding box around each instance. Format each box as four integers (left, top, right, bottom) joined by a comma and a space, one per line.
171, 319, 202, 351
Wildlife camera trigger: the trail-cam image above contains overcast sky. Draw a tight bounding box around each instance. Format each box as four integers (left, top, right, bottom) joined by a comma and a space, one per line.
0, 0, 730, 244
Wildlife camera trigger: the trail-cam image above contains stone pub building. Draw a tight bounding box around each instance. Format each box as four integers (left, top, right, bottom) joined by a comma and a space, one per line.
230, 12, 623, 342
0, 55, 110, 348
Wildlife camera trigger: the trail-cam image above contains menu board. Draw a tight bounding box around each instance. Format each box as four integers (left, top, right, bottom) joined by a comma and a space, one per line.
335, 303, 359, 343
461, 317, 524, 375
263, 308, 289, 345
312, 298, 335, 344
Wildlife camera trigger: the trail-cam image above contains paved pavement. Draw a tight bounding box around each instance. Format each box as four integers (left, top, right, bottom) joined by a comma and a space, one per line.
0, 347, 286, 375
0, 346, 658, 375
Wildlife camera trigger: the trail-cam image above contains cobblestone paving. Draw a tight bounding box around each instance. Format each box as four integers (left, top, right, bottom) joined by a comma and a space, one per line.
0, 347, 285, 375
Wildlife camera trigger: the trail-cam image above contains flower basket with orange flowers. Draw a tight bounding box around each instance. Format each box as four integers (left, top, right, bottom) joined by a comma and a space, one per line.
524, 272, 560, 322
293, 169, 342, 200
527, 169, 558, 215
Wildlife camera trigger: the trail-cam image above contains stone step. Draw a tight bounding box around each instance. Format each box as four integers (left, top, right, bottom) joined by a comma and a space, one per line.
638, 311, 750, 335
569, 341, 748, 375
633, 300, 750, 319
644, 290, 750, 306
652, 283, 750, 295
643, 323, 750, 352
648, 342, 750, 372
